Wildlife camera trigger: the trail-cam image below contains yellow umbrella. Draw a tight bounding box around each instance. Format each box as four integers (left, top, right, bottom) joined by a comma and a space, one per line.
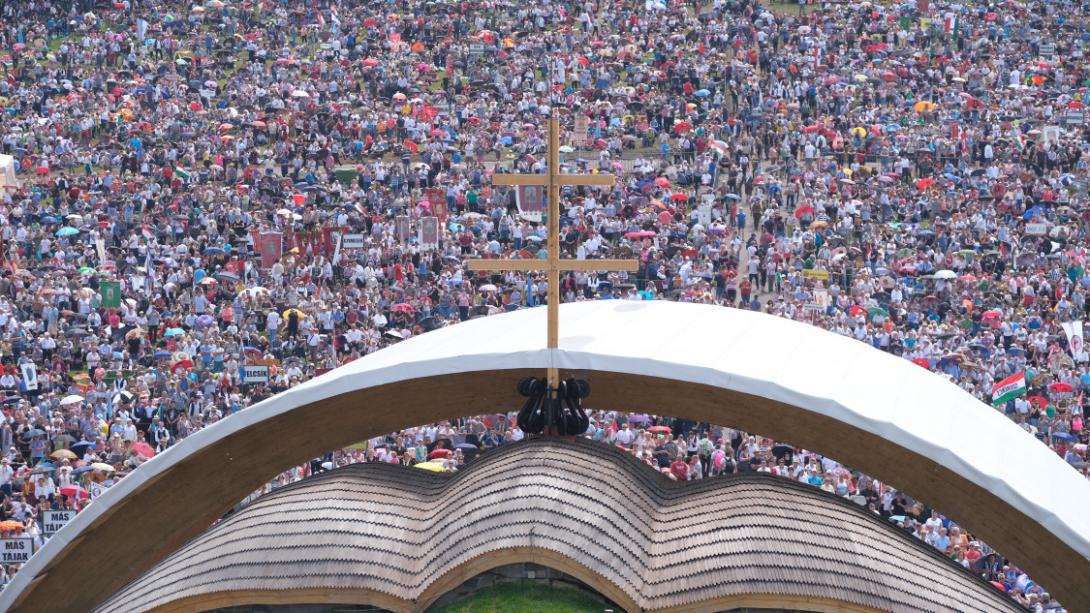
51, 449, 78, 460
91, 462, 116, 472
415, 462, 446, 472
850, 127, 867, 137
282, 308, 306, 319
914, 101, 936, 113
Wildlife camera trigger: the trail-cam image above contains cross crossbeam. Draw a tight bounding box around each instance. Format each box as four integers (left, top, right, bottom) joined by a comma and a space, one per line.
467, 118, 638, 386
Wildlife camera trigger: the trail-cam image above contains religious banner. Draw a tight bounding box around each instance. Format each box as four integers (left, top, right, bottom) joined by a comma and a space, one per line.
574, 114, 589, 147
1061, 321, 1087, 362
425, 187, 447, 222
419, 216, 440, 249
516, 185, 545, 223
258, 232, 283, 268
395, 215, 411, 244
20, 362, 37, 391
100, 281, 122, 308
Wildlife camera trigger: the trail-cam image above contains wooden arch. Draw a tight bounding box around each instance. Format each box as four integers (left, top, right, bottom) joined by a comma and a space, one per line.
2, 301, 1088, 611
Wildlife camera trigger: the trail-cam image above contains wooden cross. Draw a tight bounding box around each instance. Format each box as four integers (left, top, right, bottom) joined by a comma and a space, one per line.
467, 118, 638, 387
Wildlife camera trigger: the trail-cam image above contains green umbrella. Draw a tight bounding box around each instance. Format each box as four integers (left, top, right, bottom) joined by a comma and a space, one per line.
867, 306, 888, 319
78, 267, 94, 274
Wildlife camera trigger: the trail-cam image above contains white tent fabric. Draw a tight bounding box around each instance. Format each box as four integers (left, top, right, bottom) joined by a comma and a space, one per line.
0, 154, 18, 189
3, 300, 1089, 609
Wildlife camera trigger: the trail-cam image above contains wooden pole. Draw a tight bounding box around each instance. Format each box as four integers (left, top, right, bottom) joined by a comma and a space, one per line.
547, 118, 560, 387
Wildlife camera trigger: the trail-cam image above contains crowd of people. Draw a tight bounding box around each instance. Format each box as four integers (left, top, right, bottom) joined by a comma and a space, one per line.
0, 0, 1087, 609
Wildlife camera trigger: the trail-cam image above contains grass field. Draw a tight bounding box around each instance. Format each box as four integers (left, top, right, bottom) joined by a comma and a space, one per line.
761, 0, 823, 15
429, 581, 612, 613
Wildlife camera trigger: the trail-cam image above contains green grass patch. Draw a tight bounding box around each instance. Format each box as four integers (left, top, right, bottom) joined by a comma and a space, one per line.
761, 0, 822, 15
428, 581, 611, 613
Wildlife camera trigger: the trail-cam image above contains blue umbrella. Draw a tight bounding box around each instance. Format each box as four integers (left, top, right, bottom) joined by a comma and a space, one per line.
163, 327, 186, 337
153, 350, 172, 359
72, 465, 94, 475
694, 89, 710, 97
56, 227, 80, 237
1023, 205, 1048, 220
1051, 432, 1076, 442
204, 247, 224, 255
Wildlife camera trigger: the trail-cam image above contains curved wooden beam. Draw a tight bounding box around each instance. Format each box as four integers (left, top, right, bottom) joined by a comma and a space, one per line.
3, 370, 1089, 611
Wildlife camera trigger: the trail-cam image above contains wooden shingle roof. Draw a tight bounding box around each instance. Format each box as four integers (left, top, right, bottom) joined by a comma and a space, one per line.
98, 438, 1021, 613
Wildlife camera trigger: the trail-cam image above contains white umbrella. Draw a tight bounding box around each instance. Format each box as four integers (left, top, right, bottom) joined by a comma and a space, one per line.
478, 284, 498, 292
290, 90, 310, 99
59, 394, 85, 406
933, 270, 957, 280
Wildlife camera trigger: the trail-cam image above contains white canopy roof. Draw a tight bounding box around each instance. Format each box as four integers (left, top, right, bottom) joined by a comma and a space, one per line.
4, 300, 1089, 610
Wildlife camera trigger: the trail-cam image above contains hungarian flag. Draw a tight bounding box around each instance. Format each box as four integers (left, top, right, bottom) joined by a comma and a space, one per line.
174, 166, 191, 181
992, 373, 1026, 406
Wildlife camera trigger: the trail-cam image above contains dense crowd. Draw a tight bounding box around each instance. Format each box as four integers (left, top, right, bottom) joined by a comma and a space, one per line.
0, 0, 1088, 609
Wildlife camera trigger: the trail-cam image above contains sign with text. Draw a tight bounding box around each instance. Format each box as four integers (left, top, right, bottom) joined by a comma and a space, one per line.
1025, 222, 1047, 236
419, 216, 439, 249
42, 509, 74, 537
0, 538, 32, 563
801, 269, 830, 281
341, 234, 365, 249
242, 364, 270, 384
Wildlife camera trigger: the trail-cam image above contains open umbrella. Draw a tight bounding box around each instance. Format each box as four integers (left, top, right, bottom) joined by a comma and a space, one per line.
1049, 382, 1074, 393
91, 462, 116, 472
59, 485, 90, 499
131, 441, 156, 458
414, 461, 446, 472
647, 425, 672, 435
59, 394, 85, 406
392, 303, 415, 314
50, 449, 78, 461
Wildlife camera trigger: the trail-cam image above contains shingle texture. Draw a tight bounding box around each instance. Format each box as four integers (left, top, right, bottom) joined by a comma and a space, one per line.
98, 438, 1020, 613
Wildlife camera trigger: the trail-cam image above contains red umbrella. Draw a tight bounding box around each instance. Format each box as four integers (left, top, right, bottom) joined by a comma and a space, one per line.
648, 425, 672, 434
392, 303, 415, 314
624, 230, 656, 239
428, 449, 452, 459
576, 56, 590, 66
989, 581, 1006, 592
982, 310, 1002, 319
654, 177, 671, 188
171, 358, 194, 372
131, 441, 156, 458
672, 121, 692, 134
403, 139, 418, 153
848, 305, 866, 317
911, 358, 930, 369
1050, 382, 1074, 393
794, 205, 814, 219
189, 101, 203, 112
1028, 395, 1048, 409
362, 57, 380, 67
657, 211, 673, 225
59, 485, 89, 500
916, 177, 936, 190
670, 193, 689, 202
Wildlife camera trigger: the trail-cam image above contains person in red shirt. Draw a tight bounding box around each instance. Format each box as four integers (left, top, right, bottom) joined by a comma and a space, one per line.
670, 455, 689, 481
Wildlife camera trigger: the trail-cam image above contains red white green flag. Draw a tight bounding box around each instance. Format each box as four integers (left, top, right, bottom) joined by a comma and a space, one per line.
992, 372, 1026, 406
